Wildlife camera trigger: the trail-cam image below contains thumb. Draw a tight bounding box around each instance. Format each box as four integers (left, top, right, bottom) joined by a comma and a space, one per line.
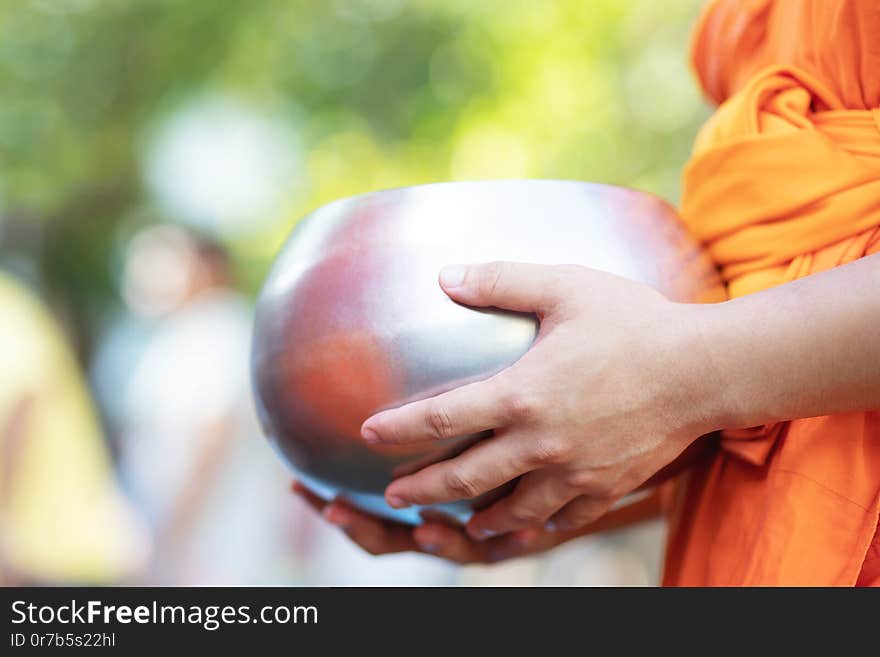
439, 261, 563, 314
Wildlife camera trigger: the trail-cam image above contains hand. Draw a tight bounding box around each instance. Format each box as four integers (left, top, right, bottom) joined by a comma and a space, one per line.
361, 262, 721, 539
291, 481, 575, 564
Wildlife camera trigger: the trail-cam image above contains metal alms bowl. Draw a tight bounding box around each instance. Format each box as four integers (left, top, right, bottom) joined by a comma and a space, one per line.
251, 180, 724, 525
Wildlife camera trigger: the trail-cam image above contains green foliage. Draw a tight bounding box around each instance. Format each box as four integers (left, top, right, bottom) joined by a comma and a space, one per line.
0, 0, 708, 356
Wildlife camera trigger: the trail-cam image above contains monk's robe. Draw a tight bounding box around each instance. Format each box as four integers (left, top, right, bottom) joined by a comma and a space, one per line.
662, 0, 880, 586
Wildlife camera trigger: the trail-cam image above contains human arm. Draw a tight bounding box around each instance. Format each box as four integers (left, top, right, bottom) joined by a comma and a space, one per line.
361, 254, 880, 539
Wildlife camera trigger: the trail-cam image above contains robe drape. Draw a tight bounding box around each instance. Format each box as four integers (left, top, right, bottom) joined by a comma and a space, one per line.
662, 0, 880, 586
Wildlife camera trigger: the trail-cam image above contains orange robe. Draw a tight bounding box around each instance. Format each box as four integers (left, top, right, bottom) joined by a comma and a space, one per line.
662, 0, 880, 586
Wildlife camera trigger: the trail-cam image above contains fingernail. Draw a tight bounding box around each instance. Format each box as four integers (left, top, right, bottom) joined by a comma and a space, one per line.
323, 506, 351, 528
386, 494, 410, 509
472, 528, 497, 540
514, 528, 539, 545
420, 543, 439, 554
362, 427, 380, 444
439, 265, 467, 288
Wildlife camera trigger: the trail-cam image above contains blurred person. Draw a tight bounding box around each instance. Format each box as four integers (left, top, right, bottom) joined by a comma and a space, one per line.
96, 225, 454, 585
0, 270, 147, 585
296, 0, 880, 586
93, 225, 292, 584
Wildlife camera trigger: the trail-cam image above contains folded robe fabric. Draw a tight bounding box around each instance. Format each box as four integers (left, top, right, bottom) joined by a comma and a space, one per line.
662, 0, 880, 586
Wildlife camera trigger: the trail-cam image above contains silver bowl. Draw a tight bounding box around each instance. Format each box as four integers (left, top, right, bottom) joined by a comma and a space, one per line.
252, 180, 725, 524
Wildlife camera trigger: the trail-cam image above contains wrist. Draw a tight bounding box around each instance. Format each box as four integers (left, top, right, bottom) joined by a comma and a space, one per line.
675, 300, 752, 434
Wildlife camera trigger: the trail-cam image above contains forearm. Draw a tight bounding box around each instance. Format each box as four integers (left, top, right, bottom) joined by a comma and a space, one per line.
692, 253, 880, 431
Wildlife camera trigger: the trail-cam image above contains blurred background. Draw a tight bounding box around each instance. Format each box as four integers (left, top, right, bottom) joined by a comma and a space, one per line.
0, 0, 709, 585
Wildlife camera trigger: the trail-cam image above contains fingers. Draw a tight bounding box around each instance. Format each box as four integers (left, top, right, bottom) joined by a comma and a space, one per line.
362, 262, 570, 448
412, 523, 487, 563
292, 481, 416, 555
481, 528, 548, 562
413, 524, 556, 564
362, 375, 512, 445
546, 495, 614, 533
466, 470, 573, 539
291, 480, 577, 564
291, 480, 328, 512
383, 432, 535, 508
292, 483, 504, 563
321, 500, 419, 555
439, 261, 566, 315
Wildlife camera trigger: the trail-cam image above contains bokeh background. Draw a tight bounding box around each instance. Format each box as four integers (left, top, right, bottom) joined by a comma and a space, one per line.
0, 0, 709, 585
